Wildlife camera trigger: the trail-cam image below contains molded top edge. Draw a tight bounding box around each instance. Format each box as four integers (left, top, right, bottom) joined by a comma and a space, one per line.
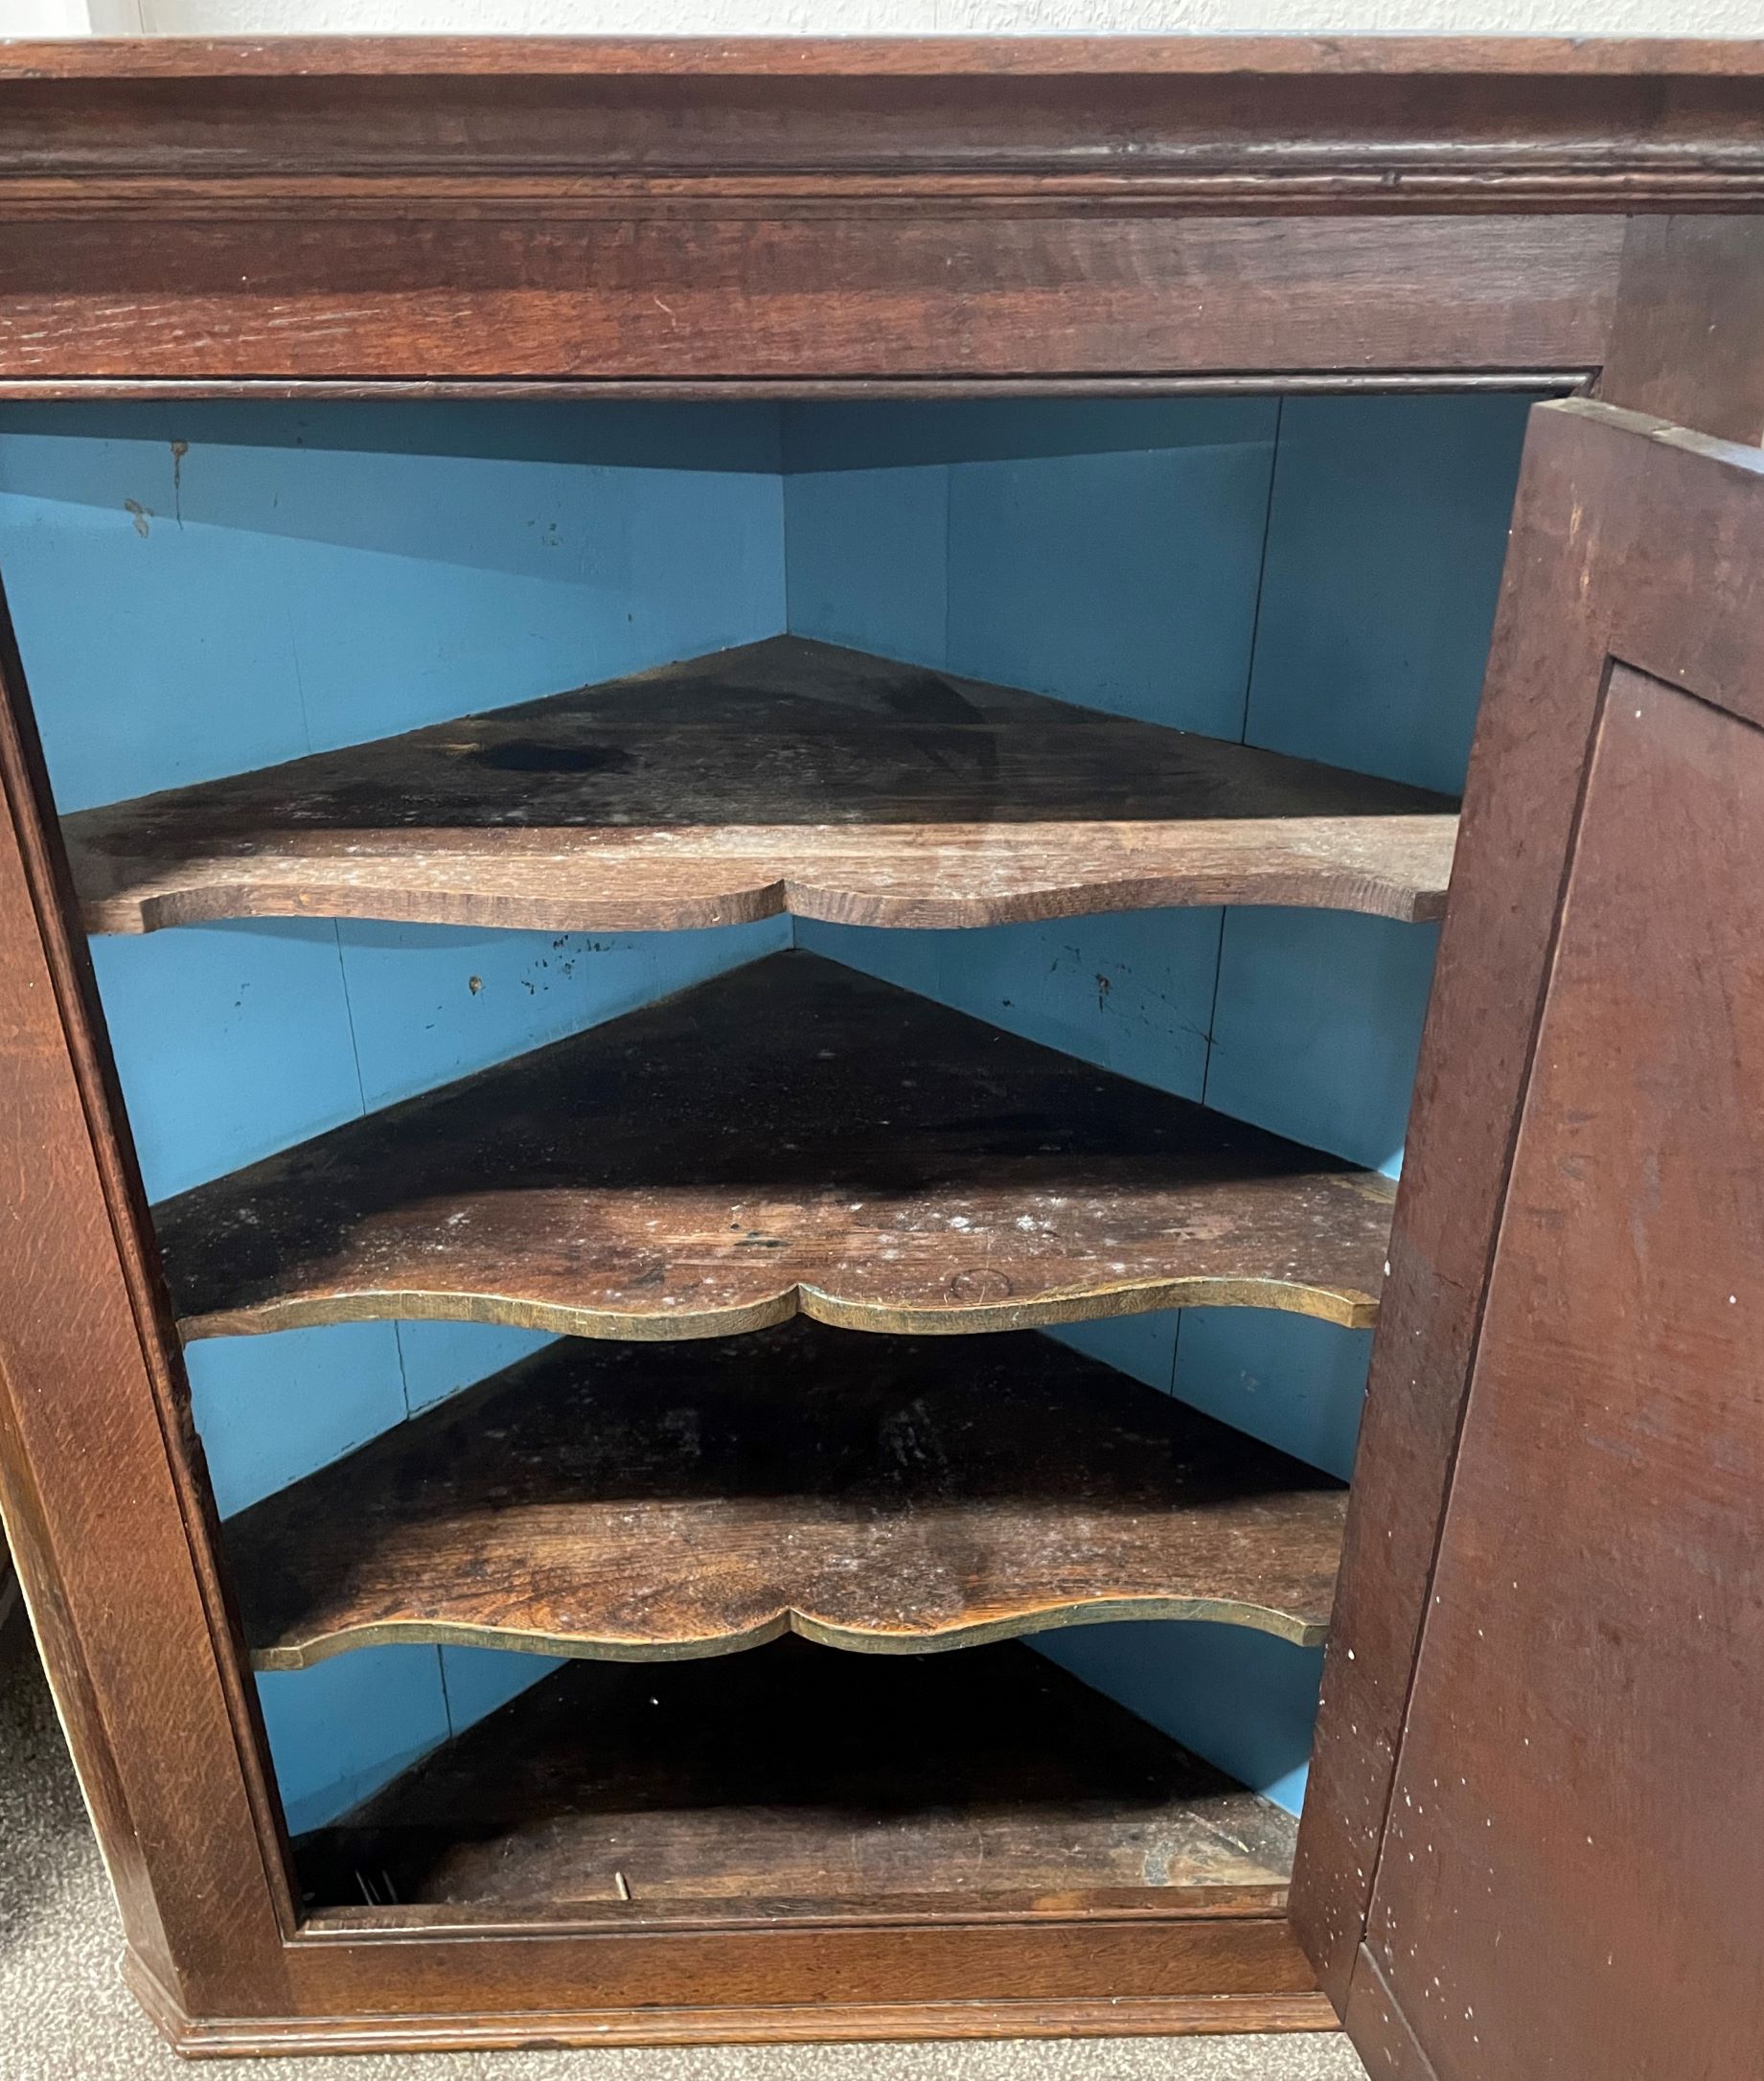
2, 35, 1762, 83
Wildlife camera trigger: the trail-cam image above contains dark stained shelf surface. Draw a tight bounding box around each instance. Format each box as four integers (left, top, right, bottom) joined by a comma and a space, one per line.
293, 1635, 1299, 1914
67, 637, 1457, 934
229, 1317, 1347, 1670
157, 952, 1395, 1341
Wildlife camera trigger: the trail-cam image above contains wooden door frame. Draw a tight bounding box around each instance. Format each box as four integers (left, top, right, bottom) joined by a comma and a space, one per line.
0, 38, 1761, 2054
1290, 219, 1764, 2023
1300, 386, 1764, 2081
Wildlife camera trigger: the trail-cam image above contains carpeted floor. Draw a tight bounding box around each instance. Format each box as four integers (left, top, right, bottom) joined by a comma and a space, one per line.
0, 1642, 1367, 2081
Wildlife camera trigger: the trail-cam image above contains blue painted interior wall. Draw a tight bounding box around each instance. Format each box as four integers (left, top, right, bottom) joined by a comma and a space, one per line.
0, 402, 790, 1829
0, 391, 1534, 1837
784, 393, 1536, 1813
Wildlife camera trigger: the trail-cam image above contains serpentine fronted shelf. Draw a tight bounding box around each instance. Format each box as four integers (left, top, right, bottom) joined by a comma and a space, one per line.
66, 637, 1457, 935
155, 951, 1395, 1342
228, 1318, 1346, 1671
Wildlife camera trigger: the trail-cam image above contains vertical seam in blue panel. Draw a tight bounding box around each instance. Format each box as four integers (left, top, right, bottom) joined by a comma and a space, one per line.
329, 925, 371, 1119
1181, 910, 1231, 1408
1183, 400, 1285, 1403
331, 921, 414, 1419
389, 1324, 416, 1424
778, 453, 794, 637
283, 600, 316, 756
1198, 910, 1230, 1112
434, 1644, 457, 1739
1199, 395, 1283, 1111
1236, 395, 1286, 755
941, 463, 952, 668
776, 441, 797, 949
1198, 393, 1281, 1107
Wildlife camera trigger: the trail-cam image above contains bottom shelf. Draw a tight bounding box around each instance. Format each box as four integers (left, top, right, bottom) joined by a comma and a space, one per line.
294, 1635, 1297, 1918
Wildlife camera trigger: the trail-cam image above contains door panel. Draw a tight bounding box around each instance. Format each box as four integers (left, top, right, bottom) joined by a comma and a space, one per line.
1366, 663, 1764, 2079
1295, 399, 1764, 2077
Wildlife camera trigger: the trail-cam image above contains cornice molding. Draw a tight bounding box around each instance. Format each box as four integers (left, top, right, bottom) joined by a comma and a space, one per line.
0, 36, 1761, 216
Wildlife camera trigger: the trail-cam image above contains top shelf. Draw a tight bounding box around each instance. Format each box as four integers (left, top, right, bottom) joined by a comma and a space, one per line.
65, 638, 1457, 936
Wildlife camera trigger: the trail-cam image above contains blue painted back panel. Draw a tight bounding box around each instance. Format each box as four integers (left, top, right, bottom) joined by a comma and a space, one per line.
1203, 909, 1441, 1178
0, 392, 1535, 1839
944, 435, 1273, 733
783, 397, 1278, 472
790, 397, 1273, 1418
1202, 392, 1532, 1178
1, 402, 788, 1830
1, 403, 784, 808
783, 396, 1277, 733
1242, 394, 1533, 792
1036, 1623, 1325, 1820
799, 909, 1220, 1103
1157, 400, 1532, 1792
783, 466, 948, 666
786, 393, 1537, 1814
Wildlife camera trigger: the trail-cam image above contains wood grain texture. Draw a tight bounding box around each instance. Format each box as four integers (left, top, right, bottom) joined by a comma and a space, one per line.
292, 1636, 1298, 1910
1289, 398, 1629, 2003
1341, 1947, 1440, 2081
265, 1864, 1328, 2038
269, 1848, 1327, 2040
3, 37, 1761, 212
1295, 403, 1764, 2073
3, 35, 1754, 2057
1599, 216, 1764, 446
0, 584, 297, 2016
0, 374, 1585, 403
157, 950, 1394, 1343
300, 1884, 1295, 1933
226, 1317, 1346, 1670
10, 37, 1764, 78
0, 215, 1624, 385
11, 40, 1703, 389
68, 636, 1457, 937
138, 1978, 1335, 2058
1364, 657, 1764, 2080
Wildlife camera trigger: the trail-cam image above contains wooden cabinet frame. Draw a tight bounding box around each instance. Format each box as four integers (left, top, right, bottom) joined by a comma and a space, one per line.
0, 37, 1759, 2062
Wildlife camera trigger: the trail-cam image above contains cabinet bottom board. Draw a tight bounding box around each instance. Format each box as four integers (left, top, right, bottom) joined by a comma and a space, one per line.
292, 1635, 1299, 1918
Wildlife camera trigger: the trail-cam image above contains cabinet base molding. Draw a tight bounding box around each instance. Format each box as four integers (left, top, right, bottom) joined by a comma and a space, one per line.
125, 1954, 1336, 2057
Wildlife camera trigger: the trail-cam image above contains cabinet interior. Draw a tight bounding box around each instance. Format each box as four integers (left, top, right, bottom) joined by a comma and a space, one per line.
0, 389, 1537, 1932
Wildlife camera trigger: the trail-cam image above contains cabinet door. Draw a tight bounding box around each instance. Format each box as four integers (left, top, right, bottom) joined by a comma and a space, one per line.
1292, 396, 1764, 2080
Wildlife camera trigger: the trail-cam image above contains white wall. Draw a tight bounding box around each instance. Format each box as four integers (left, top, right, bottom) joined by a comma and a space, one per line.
8, 0, 1761, 42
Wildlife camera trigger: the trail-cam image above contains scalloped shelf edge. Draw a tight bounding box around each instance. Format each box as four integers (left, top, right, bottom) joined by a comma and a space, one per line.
93, 836, 1455, 938
180, 1269, 1384, 1344
249, 1589, 1335, 1674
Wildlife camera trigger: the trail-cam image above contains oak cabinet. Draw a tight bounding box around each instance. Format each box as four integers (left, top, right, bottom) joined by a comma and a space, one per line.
0, 38, 1758, 2077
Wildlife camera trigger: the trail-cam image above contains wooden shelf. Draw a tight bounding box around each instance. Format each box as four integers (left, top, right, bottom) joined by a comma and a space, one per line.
157, 952, 1394, 1341
67, 637, 1457, 935
228, 1316, 1346, 1670
292, 1635, 1298, 1914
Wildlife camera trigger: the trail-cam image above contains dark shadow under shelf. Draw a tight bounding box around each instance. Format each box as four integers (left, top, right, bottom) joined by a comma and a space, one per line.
67, 636, 1457, 934
293, 1635, 1300, 1916
156, 951, 1395, 1341
228, 1317, 1346, 1669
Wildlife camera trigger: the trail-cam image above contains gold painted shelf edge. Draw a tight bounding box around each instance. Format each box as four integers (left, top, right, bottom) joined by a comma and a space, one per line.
251, 1597, 1331, 1670
156, 951, 1395, 1342
229, 1319, 1345, 1671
